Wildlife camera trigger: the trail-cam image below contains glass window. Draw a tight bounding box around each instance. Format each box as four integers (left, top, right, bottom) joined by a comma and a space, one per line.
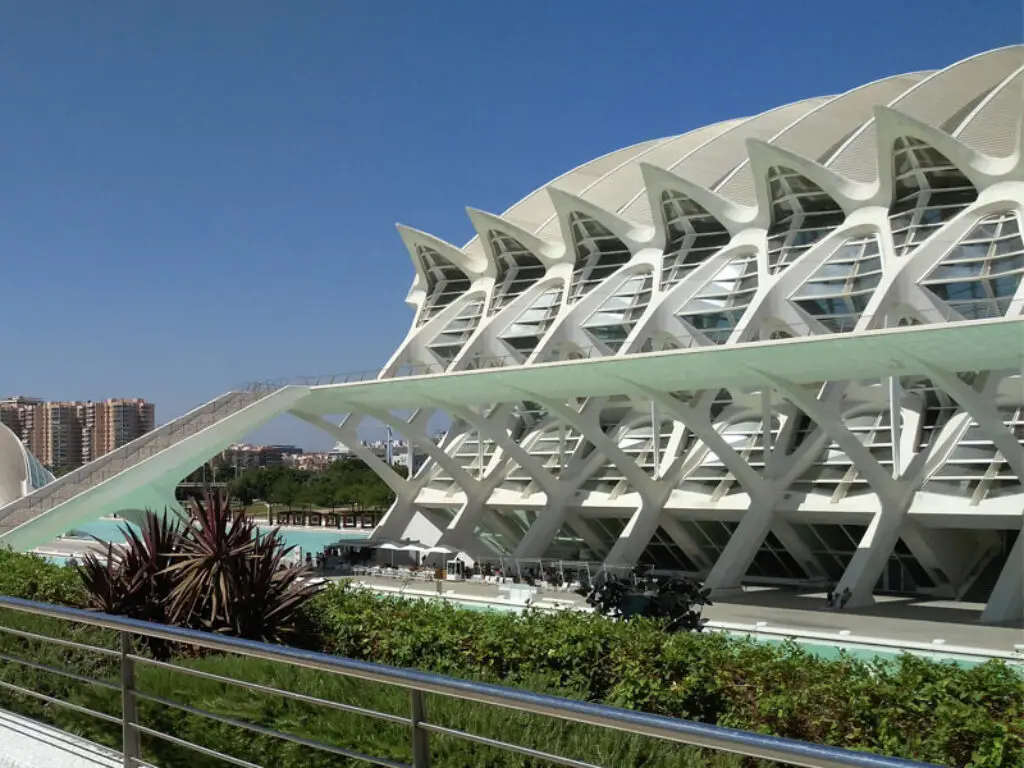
660, 191, 732, 290
923, 212, 1023, 321
792, 234, 881, 332
888, 137, 977, 258
487, 231, 546, 313
567, 213, 632, 302
765, 167, 846, 274
415, 246, 472, 325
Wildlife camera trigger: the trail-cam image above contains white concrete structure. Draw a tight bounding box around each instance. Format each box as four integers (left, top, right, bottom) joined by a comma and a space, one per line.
1, 46, 1022, 624
357, 45, 1024, 624
0, 423, 54, 507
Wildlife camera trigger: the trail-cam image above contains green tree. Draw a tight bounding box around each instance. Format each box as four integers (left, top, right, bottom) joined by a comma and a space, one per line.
270, 476, 301, 511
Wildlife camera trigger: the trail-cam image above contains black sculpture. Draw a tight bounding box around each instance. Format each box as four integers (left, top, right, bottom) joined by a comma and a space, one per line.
576, 569, 713, 633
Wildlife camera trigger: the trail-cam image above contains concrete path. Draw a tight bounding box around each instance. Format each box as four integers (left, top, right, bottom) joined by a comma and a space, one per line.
0, 709, 119, 768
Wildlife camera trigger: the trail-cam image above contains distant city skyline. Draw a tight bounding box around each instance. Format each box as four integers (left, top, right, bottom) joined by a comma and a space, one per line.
1, 396, 155, 472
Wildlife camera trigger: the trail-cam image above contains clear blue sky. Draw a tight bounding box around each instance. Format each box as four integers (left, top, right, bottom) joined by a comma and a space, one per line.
2, 1, 1021, 448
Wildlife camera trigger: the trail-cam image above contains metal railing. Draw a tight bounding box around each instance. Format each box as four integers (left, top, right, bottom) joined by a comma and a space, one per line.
237, 304, 1022, 388
0, 595, 939, 768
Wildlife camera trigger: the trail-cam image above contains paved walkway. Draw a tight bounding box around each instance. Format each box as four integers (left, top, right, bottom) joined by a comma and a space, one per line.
0, 709, 119, 768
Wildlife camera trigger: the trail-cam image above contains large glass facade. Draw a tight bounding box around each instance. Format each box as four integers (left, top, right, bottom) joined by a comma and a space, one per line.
426, 296, 485, 365
581, 272, 653, 352
499, 285, 563, 357
487, 230, 547, 313
26, 451, 54, 491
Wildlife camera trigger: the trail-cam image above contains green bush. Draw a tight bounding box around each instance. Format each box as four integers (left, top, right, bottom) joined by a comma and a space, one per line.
305, 586, 1024, 767
0, 551, 1021, 767
0, 548, 86, 605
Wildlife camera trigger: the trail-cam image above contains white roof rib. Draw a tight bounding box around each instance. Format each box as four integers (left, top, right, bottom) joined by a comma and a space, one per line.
485, 138, 667, 238
716, 73, 930, 205
461, 138, 669, 261
829, 46, 1024, 182
615, 97, 829, 224
954, 66, 1024, 158
581, 122, 740, 225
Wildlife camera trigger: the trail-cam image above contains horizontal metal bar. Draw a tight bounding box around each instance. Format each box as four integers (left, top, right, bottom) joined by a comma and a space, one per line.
129, 653, 410, 726
135, 689, 410, 768
419, 722, 601, 768
0, 595, 940, 768
0, 622, 121, 657
132, 722, 264, 768
0, 679, 123, 726
0, 650, 121, 691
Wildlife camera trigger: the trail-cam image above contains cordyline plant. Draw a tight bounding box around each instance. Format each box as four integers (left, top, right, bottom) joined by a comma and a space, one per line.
77, 489, 319, 652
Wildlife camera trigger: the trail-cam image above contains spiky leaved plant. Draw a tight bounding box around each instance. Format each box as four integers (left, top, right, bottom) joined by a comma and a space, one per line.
224, 528, 320, 644
165, 489, 257, 632
78, 511, 184, 657
78, 542, 137, 615
79, 490, 318, 647
166, 489, 319, 642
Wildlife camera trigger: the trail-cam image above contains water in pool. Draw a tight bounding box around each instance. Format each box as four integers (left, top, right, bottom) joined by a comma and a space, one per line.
63, 517, 369, 554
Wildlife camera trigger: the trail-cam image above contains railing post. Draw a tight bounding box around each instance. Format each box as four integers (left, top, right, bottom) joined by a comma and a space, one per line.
120, 632, 141, 767
409, 689, 431, 768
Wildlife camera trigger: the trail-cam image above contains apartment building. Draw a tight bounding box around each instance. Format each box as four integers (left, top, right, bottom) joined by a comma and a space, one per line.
0, 397, 155, 472
86, 399, 156, 462
0, 397, 42, 446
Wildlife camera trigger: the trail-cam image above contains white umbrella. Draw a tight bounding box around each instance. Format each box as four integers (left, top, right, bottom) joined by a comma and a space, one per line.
402, 543, 431, 552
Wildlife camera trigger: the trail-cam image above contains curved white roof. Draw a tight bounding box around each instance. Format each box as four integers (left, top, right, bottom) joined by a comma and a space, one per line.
387, 45, 1024, 376
0, 423, 54, 507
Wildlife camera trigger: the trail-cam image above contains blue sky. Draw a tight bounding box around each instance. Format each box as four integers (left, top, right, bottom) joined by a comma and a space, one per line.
2, 1, 1021, 449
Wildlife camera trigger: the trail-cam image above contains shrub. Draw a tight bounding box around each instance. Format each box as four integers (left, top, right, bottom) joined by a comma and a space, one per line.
0, 548, 85, 605
0, 552, 1021, 766
77, 492, 319, 645
304, 584, 1024, 767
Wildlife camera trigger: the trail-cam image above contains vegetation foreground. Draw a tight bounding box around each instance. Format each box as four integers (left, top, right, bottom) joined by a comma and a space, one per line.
0, 547, 1020, 767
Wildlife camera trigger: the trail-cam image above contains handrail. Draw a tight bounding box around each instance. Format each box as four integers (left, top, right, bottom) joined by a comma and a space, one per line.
0, 594, 940, 768
0, 389, 276, 522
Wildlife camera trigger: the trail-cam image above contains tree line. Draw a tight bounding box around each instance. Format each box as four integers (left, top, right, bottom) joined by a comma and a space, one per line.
183, 458, 395, 511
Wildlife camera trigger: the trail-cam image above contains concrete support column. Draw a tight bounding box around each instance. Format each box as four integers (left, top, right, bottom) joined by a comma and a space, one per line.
371, 497, 419, 541
659, 517, 714, 571
915, 365, 1024, 479
513, 493, 574, 558
437, 498, 488, 555
771, 519, 827, 580
362, 407, 482, 492
292, 411, 413, 498
703, 503, 775, 593
434, 401, 564, 498
602, 497, 671, 568
980, 530, 1024, 624
833, 494, 914, 608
